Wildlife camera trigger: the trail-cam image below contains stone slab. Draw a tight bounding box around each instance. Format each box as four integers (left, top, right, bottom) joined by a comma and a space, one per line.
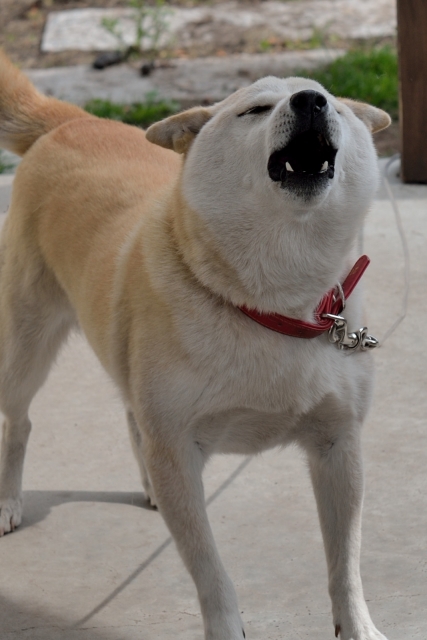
42, 0, 397, 53
26, 49, 345, 107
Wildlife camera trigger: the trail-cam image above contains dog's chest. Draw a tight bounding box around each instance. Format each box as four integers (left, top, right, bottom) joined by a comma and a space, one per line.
193, 407, 298, 455
163, 307, 369, 455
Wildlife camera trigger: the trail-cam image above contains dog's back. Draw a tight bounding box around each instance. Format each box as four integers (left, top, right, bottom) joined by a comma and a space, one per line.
0, 51, 181, 362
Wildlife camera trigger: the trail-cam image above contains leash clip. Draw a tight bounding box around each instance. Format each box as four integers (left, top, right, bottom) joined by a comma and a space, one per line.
322, 313, 379, 352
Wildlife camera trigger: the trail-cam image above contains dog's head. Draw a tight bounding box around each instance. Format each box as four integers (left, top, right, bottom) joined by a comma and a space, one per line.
146, 77, 390, 310
146, 77, 390, 211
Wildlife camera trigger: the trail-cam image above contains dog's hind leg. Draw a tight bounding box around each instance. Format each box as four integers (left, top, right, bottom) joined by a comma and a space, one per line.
0, 248, 75, 536
126, 410, 157, 507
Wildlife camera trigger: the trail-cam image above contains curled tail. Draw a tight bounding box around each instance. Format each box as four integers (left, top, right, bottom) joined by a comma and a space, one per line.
0, 50, 91, 156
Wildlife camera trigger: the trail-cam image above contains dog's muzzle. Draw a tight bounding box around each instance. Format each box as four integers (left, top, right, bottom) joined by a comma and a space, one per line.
267, 90, 338, 193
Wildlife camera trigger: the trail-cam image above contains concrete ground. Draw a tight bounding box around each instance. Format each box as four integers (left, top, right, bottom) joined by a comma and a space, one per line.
0, 160, 426, 640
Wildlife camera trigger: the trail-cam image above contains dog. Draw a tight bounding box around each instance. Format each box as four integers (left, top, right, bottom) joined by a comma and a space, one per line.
0, 51, 391, 640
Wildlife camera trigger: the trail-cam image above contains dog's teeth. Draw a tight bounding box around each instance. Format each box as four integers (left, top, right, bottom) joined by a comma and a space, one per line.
286, 162, 294, 172
321, 161, 328, 172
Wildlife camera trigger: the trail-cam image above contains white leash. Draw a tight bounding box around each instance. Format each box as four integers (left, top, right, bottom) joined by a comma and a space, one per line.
379, 154, 411, 346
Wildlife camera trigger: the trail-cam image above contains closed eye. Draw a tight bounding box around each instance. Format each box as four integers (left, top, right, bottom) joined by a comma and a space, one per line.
237, 105, 273, 117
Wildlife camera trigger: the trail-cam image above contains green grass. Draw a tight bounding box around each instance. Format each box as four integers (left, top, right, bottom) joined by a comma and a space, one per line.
84, 93, 180, 128
299, 47, 398, 120
0, 150, 15, 174
84, 48, 398, 127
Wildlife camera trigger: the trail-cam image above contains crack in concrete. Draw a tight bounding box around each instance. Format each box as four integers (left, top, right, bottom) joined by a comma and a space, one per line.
366, 592, 421, 602
72, 456, 251, 629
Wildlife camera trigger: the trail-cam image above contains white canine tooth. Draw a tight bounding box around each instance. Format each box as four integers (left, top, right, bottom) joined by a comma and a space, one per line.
286, 162, 294, 172
321, 161, 328, 172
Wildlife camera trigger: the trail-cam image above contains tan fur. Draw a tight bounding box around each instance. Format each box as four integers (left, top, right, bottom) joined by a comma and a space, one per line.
338, 97, 391, 133
0, 53, 390, 640
0, 50, 91, 156
146, 106, 213, 153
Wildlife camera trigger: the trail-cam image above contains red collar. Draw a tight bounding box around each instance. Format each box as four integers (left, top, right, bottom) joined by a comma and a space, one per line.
238, 255, 370, 339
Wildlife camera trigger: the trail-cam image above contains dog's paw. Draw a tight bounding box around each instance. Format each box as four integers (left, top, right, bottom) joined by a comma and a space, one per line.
142, 475, 157, 508
0, 497, 22, 536
335, 622, 388, 640
144, 487, 157, 509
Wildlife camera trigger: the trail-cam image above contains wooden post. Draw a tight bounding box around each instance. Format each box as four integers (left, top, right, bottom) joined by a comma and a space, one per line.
397, 0, 427, 183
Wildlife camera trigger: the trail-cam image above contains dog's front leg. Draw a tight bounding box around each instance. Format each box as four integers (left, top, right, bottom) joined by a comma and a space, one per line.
143, 436, 245, 640
307, 427, 388, 640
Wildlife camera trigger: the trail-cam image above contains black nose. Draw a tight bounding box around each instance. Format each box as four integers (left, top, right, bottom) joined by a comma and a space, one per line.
290, 90, 328, 117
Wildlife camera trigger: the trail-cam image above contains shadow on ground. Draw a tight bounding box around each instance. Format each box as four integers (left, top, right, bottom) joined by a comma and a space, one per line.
0, 592, 154, 640
20, 490, 154, 532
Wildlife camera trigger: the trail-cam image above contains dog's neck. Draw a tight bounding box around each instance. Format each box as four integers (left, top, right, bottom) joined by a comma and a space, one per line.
171, 182, 365, 320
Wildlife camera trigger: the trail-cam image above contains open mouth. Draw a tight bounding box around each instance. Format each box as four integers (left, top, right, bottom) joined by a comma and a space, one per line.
268, 130, 338, 189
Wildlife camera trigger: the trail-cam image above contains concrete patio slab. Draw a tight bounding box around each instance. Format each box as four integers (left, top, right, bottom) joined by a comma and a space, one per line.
0, 161, 426, 640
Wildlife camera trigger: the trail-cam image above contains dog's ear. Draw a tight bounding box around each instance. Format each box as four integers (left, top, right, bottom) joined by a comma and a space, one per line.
145, 107, 213, 154
338, 98, 391, 133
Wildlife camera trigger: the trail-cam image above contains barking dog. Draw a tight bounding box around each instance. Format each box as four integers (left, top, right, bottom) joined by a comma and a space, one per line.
0, 51, 390, 639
